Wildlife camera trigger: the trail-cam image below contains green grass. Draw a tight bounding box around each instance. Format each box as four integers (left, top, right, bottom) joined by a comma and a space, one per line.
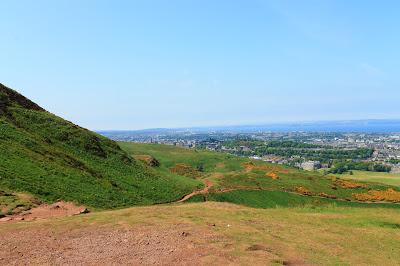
187, 190, 400, 209
119, 142, 247, 173
0, 84, 201, 209
337, 170, 400, 187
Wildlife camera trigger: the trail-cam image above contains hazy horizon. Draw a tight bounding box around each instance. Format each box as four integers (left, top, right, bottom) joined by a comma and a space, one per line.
95, 119, 400, 133
2, 1, 400, 130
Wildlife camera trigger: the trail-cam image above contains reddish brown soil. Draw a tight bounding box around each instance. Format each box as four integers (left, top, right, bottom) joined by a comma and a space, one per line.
0, 223, 231, 265
0, 201, 88, 223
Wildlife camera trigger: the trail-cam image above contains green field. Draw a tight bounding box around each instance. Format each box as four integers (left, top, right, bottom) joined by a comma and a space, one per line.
338, 170, 400, 187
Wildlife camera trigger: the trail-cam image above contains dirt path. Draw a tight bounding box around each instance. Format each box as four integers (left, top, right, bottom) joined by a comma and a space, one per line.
178, 179, 214, 202
0, 222, 234, 265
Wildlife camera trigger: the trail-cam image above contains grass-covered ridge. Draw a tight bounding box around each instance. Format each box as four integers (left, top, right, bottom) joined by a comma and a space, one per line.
0, 83, 201, 211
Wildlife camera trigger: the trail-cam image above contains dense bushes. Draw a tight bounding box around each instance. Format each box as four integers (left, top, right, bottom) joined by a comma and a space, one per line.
328, 161, 391, 174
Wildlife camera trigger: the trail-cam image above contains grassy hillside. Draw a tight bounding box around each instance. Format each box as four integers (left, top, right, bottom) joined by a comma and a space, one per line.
121, 142, 400, 208
0, 83, 200, 213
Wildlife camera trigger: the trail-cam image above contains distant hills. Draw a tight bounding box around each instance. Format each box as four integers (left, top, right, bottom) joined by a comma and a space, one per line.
99, 119, 400, 135
0, 83, 199, 211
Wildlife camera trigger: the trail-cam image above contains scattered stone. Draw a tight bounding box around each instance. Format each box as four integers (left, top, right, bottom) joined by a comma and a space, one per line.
181, 232, 190, 237
246, 244, 271, 252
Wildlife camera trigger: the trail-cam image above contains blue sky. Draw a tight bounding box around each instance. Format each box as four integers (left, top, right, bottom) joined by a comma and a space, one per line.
1, 0, 399, 130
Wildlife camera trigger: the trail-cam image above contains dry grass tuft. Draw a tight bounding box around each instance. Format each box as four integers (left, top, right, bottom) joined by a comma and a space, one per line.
337, 179, 367, 189
266, 172, 280, 180
169, 163, 201, 178
295, 187, 312, 196
242, 162, 289, 175
353, 188, 400, 202
318, 192, 337, 199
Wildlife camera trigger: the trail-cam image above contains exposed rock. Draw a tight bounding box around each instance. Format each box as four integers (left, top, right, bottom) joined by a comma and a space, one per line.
134, 155, 160, 167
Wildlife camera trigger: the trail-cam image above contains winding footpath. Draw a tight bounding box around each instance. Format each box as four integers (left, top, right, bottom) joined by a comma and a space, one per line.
178, 179, 214, 202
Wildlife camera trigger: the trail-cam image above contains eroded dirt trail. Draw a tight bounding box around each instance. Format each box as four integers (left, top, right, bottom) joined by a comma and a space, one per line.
178, 179, 213, 202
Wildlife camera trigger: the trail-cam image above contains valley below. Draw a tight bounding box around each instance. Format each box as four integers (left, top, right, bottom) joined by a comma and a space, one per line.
1, 84, 400, 265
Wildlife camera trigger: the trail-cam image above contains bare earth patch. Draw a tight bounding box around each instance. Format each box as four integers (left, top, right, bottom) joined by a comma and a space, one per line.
0, 201, 88, 223
0, 223, 232, 265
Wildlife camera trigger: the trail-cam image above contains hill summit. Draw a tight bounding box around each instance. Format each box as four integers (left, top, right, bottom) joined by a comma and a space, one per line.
0, 83, 198, 212
0, 84, 44, 112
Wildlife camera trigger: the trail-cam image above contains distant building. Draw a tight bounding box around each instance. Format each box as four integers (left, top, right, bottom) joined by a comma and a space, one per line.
391, 165, 400, 174
301, 161, 321, 171
240, 146, 251, 152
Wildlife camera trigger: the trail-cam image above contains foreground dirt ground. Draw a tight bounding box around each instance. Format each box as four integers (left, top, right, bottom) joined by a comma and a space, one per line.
0, 202, 399, 265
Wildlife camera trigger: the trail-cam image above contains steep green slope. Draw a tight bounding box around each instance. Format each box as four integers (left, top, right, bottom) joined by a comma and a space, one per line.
0, 83, 200, 212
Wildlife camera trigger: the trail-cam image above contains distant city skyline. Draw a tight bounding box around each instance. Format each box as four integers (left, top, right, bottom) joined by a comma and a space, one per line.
2, 1, 400, 130
98, 119, 400, 133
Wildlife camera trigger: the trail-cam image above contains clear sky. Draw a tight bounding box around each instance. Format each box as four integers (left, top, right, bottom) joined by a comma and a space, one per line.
1, 0, 399, 130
